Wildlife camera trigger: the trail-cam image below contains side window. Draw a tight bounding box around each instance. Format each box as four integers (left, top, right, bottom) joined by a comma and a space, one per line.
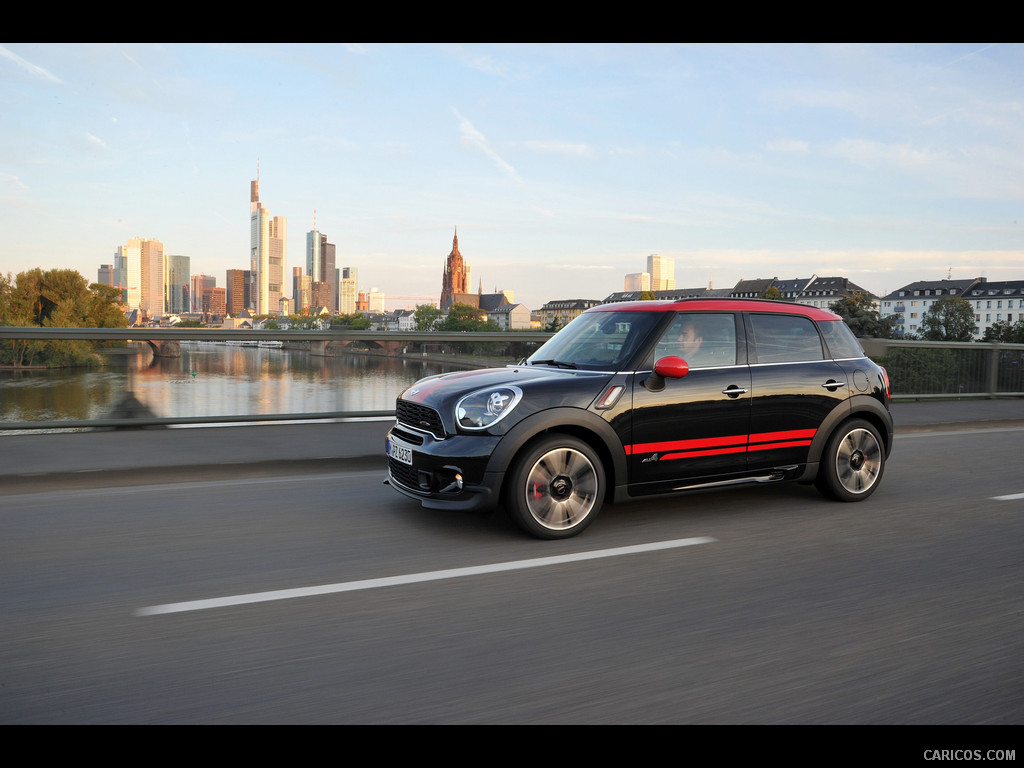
749, 314, 824, 363
653, 313, 737, 368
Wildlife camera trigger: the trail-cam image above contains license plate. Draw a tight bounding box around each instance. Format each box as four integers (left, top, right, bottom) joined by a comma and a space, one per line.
388, 436, 413, 465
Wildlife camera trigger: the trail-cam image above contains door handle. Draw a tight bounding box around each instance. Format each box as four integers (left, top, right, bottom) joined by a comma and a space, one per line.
821, 380, 846, 391
722, 386, 748, 398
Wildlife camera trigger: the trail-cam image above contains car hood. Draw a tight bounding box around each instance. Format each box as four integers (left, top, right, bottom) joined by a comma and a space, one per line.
399, 364, 613, 414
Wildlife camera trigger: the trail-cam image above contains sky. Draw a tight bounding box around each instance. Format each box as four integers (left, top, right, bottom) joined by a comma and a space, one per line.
2, 42, 1023, 312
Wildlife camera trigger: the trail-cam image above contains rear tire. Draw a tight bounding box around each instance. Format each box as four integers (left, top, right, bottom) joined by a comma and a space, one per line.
815, 419, 885, 502
505, 435, 605, 539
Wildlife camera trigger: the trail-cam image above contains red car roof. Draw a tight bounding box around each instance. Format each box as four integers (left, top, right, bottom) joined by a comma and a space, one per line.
590, 298, 841, 321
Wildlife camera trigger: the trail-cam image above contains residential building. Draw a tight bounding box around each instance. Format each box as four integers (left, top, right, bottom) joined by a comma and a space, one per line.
880, 277, 1024, 339
962, 280, 1024, 338
539, 299, 602, 328
786, 276, 874, 310
879, 278, 981, 337
489, 302, 531, 330
731, 277, 778, 298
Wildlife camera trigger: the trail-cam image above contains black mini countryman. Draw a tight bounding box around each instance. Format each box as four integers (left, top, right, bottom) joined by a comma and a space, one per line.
385, 298, 893, 539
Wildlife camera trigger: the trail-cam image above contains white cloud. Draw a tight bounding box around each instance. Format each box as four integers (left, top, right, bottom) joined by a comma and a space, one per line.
453, 108, 521, 183
0, 45, 62, 83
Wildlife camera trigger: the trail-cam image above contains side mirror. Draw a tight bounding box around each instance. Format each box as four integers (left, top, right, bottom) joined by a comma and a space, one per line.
645, 356, 689, 392
654, 356, 689, 379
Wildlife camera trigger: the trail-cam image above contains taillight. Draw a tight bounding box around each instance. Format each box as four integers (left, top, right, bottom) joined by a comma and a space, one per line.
880, 367, 891, 400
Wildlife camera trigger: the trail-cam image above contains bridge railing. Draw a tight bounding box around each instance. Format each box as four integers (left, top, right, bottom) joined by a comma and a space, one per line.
2, 328, 1023, 431
859, 338, 1024, 400
0, 327, 552, 431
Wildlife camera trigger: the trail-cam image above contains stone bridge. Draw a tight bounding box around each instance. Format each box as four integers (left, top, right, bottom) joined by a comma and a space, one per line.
310, 339, 405, 356
146, 339, 180, 357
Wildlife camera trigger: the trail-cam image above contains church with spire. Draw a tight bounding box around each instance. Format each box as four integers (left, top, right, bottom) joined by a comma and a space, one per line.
438, 227, 514, 313
440, 228, 469, 310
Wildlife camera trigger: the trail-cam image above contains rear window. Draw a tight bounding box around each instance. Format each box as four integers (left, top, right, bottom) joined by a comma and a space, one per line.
817, 319, 866, 359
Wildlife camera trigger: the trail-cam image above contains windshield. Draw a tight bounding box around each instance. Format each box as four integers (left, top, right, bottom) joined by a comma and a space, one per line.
528, 311, 662, 371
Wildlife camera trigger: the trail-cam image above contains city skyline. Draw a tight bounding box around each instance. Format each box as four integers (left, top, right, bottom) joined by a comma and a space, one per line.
3, 43, 1024, 313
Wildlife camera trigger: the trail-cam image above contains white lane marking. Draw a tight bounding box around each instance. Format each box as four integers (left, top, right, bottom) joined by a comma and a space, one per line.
897, 426, 1024, 439
992, 493, 1024, 501
136, 537, 716, 616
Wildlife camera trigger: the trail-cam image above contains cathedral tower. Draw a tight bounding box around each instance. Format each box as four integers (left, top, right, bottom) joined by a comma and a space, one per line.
440, 228, 469, 309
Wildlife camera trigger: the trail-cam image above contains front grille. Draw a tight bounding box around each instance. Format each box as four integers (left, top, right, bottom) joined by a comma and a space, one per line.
388, 457, 421, 491
396, 400, 445, 439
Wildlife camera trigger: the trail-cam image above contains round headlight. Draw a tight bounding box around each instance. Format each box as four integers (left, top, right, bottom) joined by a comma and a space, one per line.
456, 386, 523, 430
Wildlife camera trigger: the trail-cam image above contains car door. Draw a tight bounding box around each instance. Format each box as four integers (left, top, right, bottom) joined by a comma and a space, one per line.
745, 312, 849, 471
627, 312, 752, 494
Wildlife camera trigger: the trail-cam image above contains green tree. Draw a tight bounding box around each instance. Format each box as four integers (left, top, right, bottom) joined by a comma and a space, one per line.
829, 292, 898, 338
438, 303, 499, 332
982, 318, 1024, 343
331, 313, 371, 330
413, 303, 443, 331
1, 268, 127, 367
920, 296, 976, 342
760, 286, 784, 301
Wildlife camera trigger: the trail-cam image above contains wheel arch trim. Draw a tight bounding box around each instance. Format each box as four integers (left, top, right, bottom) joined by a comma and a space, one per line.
485, 407, 627, 498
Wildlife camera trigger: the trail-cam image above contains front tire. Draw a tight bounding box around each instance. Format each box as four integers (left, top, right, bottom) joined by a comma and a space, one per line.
505, 435, 605, 539
815, 419, 885, 502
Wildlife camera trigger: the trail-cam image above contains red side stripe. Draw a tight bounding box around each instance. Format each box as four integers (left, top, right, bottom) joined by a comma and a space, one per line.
627, 428, 817, 460
630, 434, 748, 454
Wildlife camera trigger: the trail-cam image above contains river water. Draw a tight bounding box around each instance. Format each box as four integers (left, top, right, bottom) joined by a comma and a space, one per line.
0, 341, 463, 428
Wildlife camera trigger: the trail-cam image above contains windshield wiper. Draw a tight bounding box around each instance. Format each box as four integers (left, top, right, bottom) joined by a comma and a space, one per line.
531, 359, 578, 369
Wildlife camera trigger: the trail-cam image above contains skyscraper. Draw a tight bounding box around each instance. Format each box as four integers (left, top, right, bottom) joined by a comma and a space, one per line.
292, 266, 312, 314
226, 269, 247, 315
165, 254, 190, 315
117, 237, 164, 317
440, 228, 469, 309
625, 272, 651, 292
307, 221, 338, 312
647, 253, 675, 291
250, 170, 286, 316
191, 274, 216, 314
340, 266, 358, 315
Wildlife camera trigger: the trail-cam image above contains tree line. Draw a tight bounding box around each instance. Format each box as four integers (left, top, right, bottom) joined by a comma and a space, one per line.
828, 291, 1023, 342
1, 268, 128, 367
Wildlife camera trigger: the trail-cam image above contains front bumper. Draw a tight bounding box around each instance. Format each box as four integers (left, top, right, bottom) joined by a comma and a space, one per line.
385, 425, 504, 512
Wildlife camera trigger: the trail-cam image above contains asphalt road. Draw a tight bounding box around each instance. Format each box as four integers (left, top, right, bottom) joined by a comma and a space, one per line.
1, 403, 1023, 726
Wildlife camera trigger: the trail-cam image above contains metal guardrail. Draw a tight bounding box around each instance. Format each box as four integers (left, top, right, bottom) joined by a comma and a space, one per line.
859, 338, 1024, 400
2, 328, 1023, 431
